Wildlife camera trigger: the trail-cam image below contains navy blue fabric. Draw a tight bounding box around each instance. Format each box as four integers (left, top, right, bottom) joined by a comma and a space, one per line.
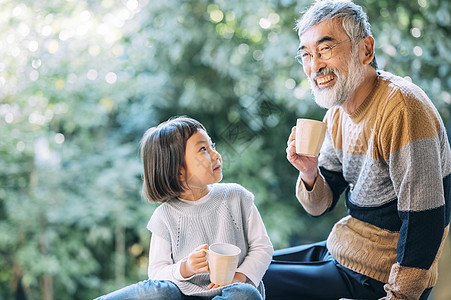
319, 167, 451, 272
345, 196, 401, 231
397, 206, 445, 269
263, 241, 386, 300
262, 241, 433, 300
317, 167, 348, 215
444, 173, 451, 227
395, 174, 451, 270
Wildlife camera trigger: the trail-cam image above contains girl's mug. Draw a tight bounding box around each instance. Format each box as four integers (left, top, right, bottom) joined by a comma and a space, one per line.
203, 243, 241, 286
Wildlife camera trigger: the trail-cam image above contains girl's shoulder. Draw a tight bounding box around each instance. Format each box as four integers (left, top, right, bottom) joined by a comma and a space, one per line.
211, 182, 254, 202
148, 198, 178, 219
212, 182, 248, 193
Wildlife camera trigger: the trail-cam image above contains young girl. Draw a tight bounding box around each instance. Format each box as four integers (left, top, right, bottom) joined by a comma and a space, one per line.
96, 116, 273, 299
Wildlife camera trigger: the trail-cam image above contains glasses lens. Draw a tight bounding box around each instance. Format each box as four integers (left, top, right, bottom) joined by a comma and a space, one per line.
295, 55, 303, 65
322, 48, 332, 60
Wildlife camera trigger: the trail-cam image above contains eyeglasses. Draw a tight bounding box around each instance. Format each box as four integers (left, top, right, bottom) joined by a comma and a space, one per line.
295, 39, 351, 66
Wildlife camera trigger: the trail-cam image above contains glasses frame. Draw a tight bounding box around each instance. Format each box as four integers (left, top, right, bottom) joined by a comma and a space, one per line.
295, 39, 351, 66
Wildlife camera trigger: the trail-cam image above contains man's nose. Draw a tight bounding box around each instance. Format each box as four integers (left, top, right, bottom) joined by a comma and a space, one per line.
310, 53, 326, 73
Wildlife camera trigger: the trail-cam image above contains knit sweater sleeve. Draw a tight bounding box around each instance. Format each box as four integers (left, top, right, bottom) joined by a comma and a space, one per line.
296, 109, 349, 216
236, 203, 273, 286
146, 204, 187, 282
378, 90, 447, 299
147, 204, 171, 242
295, 171, 334, 216
148, 233, 188, 281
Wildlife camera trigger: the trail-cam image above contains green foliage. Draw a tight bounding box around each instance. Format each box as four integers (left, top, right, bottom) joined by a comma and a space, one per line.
0, 0, 449, 298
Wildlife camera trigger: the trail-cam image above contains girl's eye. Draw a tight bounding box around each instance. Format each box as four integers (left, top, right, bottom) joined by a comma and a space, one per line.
200, 146, 207, 151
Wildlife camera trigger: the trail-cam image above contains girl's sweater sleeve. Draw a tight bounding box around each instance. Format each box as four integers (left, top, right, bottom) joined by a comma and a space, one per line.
148, 233, 192, 282
236, 203, 273, 287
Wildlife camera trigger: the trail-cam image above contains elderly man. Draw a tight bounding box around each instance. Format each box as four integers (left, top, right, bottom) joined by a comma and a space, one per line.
263, 1, 451, 299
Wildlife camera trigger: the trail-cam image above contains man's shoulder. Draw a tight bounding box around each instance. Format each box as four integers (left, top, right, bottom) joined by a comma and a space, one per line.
375, 70, 437, 116
377, 70, 428, 101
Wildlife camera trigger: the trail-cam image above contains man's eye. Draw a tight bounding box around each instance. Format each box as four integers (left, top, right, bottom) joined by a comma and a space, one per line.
301, 52, 310, 58
318, 45, 331, 52
211, 142, 216, 149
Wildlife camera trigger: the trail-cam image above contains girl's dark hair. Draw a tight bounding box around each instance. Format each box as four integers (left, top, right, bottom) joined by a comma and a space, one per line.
140, 116, 206, 202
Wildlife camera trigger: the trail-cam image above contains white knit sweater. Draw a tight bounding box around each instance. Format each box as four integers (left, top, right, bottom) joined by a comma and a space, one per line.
147, 183, 273, 298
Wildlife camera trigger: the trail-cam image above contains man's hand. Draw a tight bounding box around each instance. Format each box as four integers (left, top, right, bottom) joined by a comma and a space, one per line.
286, 126, 319, 188
180, 244, 209, 278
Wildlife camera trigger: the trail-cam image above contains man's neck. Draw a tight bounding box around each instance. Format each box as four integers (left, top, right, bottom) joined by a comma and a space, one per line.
341, 69, 378, 115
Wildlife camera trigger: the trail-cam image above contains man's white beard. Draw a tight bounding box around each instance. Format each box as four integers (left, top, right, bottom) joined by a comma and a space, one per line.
308, 48, 366, 109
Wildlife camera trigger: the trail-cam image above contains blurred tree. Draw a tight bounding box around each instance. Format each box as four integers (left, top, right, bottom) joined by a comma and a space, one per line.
0, 0, 449, 299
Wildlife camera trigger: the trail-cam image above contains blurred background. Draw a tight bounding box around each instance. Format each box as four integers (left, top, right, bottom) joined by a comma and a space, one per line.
1, 0, 450, 299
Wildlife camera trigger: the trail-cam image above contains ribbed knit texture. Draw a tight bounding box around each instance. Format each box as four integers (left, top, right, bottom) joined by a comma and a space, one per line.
297, 71, 451, 299
147, 183, 265, 298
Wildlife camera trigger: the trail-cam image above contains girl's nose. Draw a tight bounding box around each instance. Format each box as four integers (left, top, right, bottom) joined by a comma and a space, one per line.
211, 149, 221, 161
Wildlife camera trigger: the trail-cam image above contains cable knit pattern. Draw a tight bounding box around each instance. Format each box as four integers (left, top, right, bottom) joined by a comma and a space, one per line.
297, 71, 451, 299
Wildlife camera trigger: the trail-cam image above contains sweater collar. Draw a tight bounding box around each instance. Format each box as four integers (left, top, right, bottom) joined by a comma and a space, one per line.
348, 72, 381, 123
177, 187, 213, 205
168, 184, 220, 212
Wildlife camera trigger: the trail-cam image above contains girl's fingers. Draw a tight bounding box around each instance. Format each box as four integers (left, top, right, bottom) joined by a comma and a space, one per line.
194, 260, 208, 269
208, 283, 221, 289
191, 254, 208, 265
195, 244, 209, 251
197, 265, 209, 274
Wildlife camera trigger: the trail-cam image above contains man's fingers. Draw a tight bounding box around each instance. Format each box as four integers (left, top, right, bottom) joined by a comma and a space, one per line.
287, 126, 296, 146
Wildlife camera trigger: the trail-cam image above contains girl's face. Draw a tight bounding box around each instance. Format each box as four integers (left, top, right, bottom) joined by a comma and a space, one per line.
180, 129, 222, 194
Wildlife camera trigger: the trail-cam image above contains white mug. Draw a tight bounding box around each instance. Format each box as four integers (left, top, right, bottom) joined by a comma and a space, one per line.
203, 243, 241, 286
295, 118, 327, 157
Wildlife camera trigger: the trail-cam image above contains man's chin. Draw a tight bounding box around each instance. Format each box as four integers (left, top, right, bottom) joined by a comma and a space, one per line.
312, 89, 340, 109
314, 99, 333, 109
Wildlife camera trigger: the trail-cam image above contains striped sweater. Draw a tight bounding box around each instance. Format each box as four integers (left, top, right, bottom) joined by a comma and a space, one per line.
296, 71, 451, 299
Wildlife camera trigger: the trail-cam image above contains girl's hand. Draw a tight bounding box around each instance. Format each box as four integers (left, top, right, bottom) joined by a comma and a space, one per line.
180, 244, 209, 278
208, 272, 248, 289
231, 272, 247, 284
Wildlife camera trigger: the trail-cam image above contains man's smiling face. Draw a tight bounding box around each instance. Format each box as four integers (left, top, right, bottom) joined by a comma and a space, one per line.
299, 19, 366, 109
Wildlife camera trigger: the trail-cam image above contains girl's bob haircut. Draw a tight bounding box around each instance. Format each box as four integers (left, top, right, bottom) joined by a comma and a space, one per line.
140, 116, 206, 202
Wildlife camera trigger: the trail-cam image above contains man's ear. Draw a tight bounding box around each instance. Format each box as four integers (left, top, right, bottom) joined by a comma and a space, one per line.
360, 35, 375, 65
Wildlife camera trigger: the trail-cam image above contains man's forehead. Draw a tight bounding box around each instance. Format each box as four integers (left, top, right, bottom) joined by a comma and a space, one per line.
298, 36, 337, 50
299, 19, 346, 48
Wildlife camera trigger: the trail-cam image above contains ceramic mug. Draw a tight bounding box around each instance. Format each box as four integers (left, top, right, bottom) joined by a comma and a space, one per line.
295, 118, 327, 157
203, 243, 241, 286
